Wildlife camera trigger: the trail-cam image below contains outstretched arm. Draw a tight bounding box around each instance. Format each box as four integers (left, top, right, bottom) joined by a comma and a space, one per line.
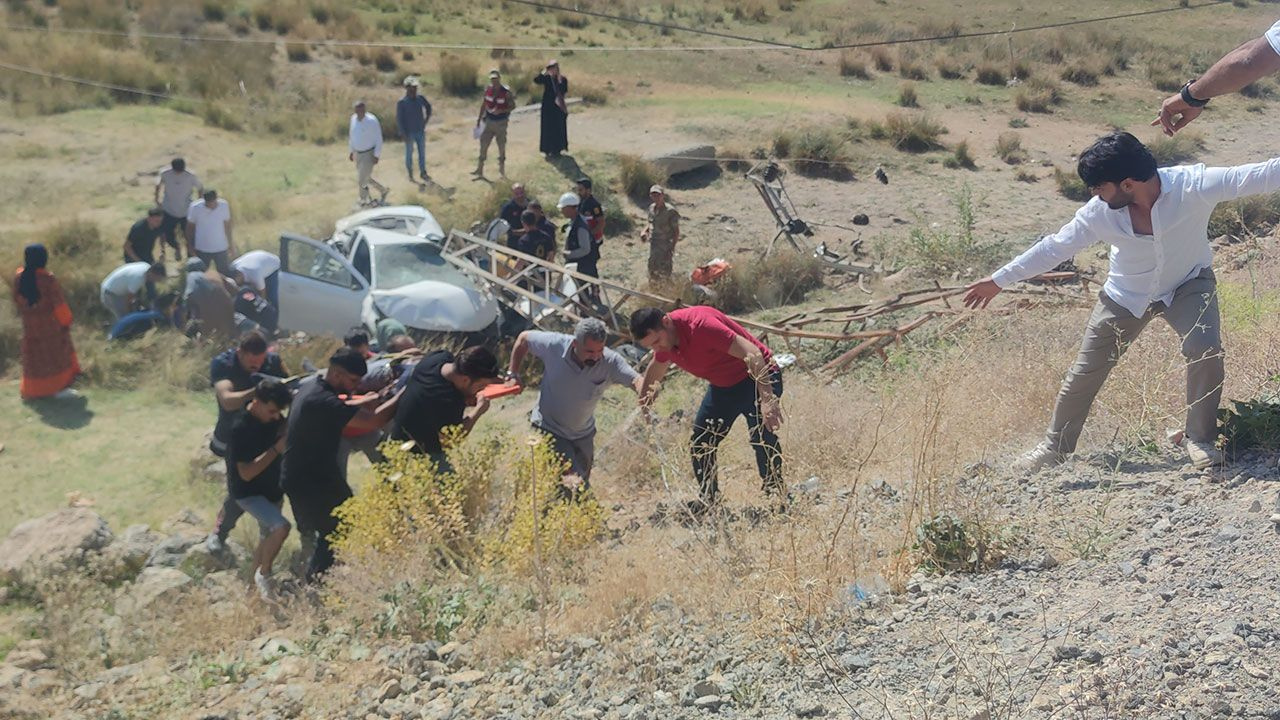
637, 358, 669, 408
1199, 156, 1280, 205
726, 337, 781, 432
1154, 32, 1280, 135
966, 206, 1100, 309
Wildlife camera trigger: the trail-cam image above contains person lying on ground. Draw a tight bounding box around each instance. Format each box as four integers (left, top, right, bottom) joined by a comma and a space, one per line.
108, 292, 181, 341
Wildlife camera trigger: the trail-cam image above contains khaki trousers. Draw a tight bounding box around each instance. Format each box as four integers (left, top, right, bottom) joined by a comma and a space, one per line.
477, 117, 508, 172
355, 149, 387, 202
1046, 267, 1224, 453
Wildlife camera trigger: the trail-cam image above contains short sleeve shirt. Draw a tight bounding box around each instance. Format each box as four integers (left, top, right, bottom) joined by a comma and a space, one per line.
648, 205, 681, 245
101, 263, 151, 296
126, 219, 163, 262
579, 196, 604, 240
210, 348, 286, 443
157, 169, 201, 218
230, 251, 280, 291
526, 332, 639, 440
653, 306, 773, 387
226, 411, 285, 501
281, 377, 359, 501
186, 199, 231, 253
390, 350, 466, 456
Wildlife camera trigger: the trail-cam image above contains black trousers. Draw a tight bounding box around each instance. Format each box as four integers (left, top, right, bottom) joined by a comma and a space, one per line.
691, 372, 784, 503
287, 485, 351, 583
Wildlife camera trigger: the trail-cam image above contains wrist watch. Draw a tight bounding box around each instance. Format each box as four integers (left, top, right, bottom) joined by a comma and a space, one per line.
1180, 80, 1210, 108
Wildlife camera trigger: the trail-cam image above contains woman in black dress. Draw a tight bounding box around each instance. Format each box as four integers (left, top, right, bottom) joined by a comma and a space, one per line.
533, 60, 569, 158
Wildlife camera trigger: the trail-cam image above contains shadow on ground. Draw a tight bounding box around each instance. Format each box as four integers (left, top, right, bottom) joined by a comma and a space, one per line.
25, 395, 94, 430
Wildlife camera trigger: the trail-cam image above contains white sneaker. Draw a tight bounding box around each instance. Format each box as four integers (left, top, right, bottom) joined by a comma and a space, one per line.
254, 569, 275, 601
1012, 443, 1067, 474
204, 532, 224, 553
53, 388, 81, 399
1185, 440, 1223, 470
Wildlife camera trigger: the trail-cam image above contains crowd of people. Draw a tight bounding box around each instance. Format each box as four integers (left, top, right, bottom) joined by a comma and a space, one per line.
14, 17, 1280, 603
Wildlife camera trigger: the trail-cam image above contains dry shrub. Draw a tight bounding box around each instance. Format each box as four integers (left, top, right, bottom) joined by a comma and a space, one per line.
1060, 61, 1101, 87
897, 82, 919, 108
839, 52, 869, 79
439, 54, 480, 96
943, 140, 976, 170
618, 154, 667, 203
555, 10, 589, 28
772, 126, 855, 180
251, 0, 306, 34
498, 60, 533, 97
871, 46, 894, 72
1147, 132, 1205, 166
285, 43, 311, 63
898, 57, 930, 81
1208, 192, 1280, 239
578, 84, 609, 106
1054, 167, 1091, 202
935, 56, 964, 79
870, 111, 947, 153
1015, 78, 1063, 113
995, 132, 1028, 165
731, 0, 770, 23
974, 64, 1006, 86
694, 251, 824, 313
1147, 64, 1183, 93
1015, 168, 1039, 183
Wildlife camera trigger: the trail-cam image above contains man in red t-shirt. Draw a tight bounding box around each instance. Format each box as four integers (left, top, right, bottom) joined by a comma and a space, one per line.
630, 306, 784, 516
473, 69, 513, 178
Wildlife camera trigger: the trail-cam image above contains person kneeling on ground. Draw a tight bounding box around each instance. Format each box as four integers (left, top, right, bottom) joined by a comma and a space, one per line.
107, 292, 181, 341
282, 348, 402, 583
507, 318, 642, 499
226, 379, 293, 600
630, 305, 785, 518
389, 345, 503, 472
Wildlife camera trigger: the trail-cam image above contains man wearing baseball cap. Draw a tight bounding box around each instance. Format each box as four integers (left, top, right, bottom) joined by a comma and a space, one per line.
396, 76, 433, 183
558, 192, 599, 290
643, 185, 680, 285
348, 100, 388, 206
474, 69, 513, 178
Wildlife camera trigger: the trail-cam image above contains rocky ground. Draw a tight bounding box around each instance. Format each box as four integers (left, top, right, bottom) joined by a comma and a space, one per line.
3, 438, 1280, 719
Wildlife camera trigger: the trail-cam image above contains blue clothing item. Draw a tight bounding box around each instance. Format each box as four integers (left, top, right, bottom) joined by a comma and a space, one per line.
404, 130, 426, 176
396, 95, 431, 136
108, 310, 168, 341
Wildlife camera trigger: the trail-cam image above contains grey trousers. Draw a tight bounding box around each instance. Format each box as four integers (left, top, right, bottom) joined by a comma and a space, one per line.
355, 149, 387, 202
1045, 268, 1224, 454
535, 424, 596, 489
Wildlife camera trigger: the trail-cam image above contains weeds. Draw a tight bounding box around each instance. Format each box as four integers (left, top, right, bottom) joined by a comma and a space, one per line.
439, 55, 480, 96
839, 52, 869, 79
1054, 167, 1091, 202
1147, 132, 1204, 165
869, 112, 946, 153
897, 82, 920, 108
974, 64, 1006, 86
1015, 78, 1063, 113
1208, 192, 1280, 239
995, 132, 1028, 165
903, 184, 1004, 275
871, 46, 894, 72
690, 251, 824, 313
618, 155, 666, 203
943, 140, 976, 170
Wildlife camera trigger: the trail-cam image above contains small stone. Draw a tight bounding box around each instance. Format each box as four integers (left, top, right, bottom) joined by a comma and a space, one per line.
377, 679, 402, 701
1244, 663, 1271, 679
691, 680, 721, 698
448, 669, 485, 687
1250, 499, 1264, 513
838, 653, 872, 672
4, 649, 48, 670
1203, 651, 1231, 666
1052, 646, 1082, 662
794, 699, 827, 717
437, 641, 460, 658
693, 695, 723, 711
1215, 525, 1242, 543
539, 690, 561, 707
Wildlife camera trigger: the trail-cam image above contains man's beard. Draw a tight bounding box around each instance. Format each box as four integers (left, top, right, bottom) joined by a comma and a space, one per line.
583, 358, 598, 367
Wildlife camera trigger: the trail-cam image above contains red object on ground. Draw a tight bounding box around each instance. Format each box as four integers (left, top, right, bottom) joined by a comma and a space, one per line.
690, 259, 731, 285
481, 383, 523, 399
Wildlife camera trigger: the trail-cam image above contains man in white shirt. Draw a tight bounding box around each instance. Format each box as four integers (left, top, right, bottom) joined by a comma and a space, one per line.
100, 261, 167, 320
231, 250, 281, 306
1154, 19, 1280, 135
154, 158, 201, 261
186, 189, 235, 277
965, 132, 1280, 471
348, 100, 388, 207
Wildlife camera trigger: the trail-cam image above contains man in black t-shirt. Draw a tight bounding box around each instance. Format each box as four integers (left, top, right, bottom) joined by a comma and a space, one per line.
281, 347, 402, 583
512, 211, 554, 261
225, 379, 292, 600
206, 331, 286, 554
123, 208, 166, 265
499, 183, 529, 243
390, 346, 502, 472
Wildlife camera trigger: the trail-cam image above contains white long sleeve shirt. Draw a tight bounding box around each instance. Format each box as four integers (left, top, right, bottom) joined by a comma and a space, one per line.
349, 113, 383, 157
992, 159, 1280, 318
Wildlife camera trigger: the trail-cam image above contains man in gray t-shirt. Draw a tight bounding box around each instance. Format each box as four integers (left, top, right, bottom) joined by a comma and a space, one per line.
506, 319, 641, 493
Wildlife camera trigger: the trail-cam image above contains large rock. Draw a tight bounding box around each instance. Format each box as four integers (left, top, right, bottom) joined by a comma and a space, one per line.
0, 508, 113, 582
644, 144, 716, 177
99, 524, 161, 583
115, 567, 192, 615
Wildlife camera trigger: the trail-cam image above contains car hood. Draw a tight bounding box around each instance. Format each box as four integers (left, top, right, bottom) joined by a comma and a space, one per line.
370, 280, 498, 333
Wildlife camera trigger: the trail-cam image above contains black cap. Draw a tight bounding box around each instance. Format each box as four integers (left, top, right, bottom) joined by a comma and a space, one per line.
575, 177, 592, 189
329, 346, 368, 377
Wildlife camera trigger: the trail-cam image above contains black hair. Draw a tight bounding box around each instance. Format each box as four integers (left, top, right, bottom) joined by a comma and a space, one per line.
203, 189, 218, 201
254, 378, 292, 408
329, 346, 368, 377
520, 210, 538, 226
575, 176, 592, 189
628, 307, 667, 339
239, 330, 268, 354
455, 345, 500, 379
344, 328, 370, 348
147, 207, 164, 217
171, 158, 185, 172
148, 262, 167, 277
1076, 131, 1157, 188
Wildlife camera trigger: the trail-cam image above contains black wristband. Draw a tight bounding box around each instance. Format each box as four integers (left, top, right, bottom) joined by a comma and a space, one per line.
1180, 80, 1210, 108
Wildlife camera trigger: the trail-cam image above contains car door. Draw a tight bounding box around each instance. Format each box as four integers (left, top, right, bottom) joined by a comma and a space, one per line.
277, 233, 368, 336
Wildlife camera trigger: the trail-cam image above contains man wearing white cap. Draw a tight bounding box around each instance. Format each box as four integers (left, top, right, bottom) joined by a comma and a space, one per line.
348, 100, 388, 206
474, 69, 513, 178
396, 77, 432, 183
643, 185, 680, 284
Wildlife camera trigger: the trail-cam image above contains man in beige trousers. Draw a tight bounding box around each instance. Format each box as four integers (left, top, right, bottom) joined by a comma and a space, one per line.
965, 131, 1280, 472
348, 100, 388, 207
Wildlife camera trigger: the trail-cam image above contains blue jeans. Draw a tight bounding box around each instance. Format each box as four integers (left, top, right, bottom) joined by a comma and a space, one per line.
691, 372, 784, 503
404, 131, 426, 176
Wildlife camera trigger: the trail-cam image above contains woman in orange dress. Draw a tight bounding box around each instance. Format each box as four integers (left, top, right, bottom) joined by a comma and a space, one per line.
12, 244, 80, 399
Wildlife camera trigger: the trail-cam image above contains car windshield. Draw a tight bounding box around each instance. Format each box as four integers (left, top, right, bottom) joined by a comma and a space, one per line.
372, 242, 454, 290
359, 215, 421, 234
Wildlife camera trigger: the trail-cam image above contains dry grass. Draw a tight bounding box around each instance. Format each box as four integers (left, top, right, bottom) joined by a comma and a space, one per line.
1015, 78, 1064, 113
1054, 167, 1091, 202
897, 82, 920, 108
618, 154, 667, 203
839, 52, 870, 79
1147, 132, 1205, 166
974, 64, 1006, 86
439, 54, 480, 96
995, 132, 1028, 165
943, 140, 977, 170
869, 112, 947, 153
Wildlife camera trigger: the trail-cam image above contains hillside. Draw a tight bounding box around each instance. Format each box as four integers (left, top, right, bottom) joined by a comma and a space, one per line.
4, 0, 1280, 718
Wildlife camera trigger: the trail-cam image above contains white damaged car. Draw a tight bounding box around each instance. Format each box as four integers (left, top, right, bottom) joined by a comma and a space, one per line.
277, 206, 500, 339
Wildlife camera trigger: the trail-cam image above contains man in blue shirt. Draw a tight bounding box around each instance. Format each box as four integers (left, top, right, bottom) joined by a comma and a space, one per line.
396, 76, 432, 184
